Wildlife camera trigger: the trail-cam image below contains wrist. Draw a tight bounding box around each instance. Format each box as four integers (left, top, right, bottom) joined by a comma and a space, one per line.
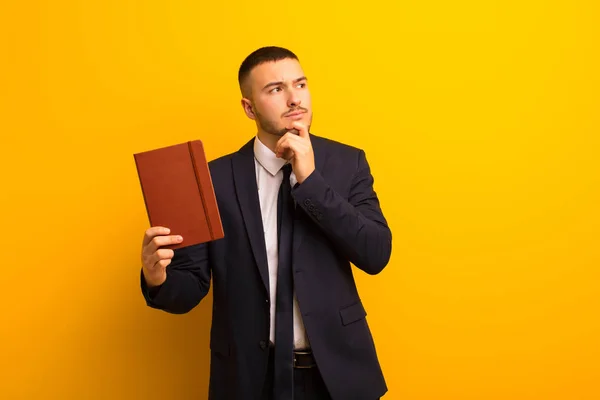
296, 167, 315, 184
143, 268, 166, 288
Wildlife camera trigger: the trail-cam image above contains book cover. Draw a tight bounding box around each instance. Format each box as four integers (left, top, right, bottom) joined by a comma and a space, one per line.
134, 140, 224, 249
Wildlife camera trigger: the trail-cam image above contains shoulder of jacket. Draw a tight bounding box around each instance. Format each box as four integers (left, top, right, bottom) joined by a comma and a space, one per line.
310, 133, 364, 155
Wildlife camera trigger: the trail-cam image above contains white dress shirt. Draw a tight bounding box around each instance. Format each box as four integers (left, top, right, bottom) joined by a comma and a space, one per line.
253, 135, 310, 350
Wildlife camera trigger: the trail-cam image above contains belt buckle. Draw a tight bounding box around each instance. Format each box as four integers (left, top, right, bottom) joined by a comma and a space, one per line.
293, 350, 316, 369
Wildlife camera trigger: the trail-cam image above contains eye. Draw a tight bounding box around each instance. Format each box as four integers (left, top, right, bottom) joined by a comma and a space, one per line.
297, 82, 306, 88
270, 86, 282, 93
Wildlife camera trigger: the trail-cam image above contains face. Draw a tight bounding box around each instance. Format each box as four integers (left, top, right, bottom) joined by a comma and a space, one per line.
241, 58, 313, 137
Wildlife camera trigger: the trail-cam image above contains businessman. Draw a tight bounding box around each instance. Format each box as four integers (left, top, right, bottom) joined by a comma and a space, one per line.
140, 46, 392, 400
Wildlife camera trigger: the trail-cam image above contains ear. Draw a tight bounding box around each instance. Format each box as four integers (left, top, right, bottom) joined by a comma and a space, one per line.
241, 98, 256, 120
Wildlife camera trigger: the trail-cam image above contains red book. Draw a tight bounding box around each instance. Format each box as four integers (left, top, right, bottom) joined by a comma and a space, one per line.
134, 140, 224, 249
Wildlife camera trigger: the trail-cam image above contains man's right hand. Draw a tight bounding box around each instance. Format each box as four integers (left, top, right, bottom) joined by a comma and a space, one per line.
141, 226, 184, 288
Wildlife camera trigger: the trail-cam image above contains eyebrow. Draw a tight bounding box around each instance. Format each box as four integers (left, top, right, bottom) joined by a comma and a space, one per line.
262, 76, 308, 91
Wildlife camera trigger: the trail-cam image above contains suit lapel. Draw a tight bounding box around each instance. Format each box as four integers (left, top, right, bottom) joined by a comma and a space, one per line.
232, 134, 328, 294
292, 134, 328, 257
232, 138, 270, 295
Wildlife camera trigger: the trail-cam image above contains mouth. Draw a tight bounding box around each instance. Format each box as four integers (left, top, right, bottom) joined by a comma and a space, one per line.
284, 110, 306, 117
284, 111, 306, 119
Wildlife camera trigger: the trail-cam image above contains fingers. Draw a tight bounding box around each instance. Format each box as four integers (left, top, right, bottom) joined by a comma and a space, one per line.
141, 226, 183, 273
141, 226, 179, 287
275, 134, 309, 159
276, 122, 309, 154
143, 226, 171, 247
275, 132, 299, 152
144, 234, 183, 255
153, 258, 172, 271
142, 242, 177, 273
290, 121, 309, 138
149, 249, 175, 268
275, 137, 294, 159
276, 144, 295, 160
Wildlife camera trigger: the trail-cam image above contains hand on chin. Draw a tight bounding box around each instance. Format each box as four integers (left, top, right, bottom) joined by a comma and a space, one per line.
275, 121, 315, 184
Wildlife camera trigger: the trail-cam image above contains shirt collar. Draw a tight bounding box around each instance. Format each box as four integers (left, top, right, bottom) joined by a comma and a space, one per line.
253, 135, 288, 176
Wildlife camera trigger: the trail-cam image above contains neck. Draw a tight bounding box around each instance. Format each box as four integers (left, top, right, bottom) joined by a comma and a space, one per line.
256, 130, 280, 154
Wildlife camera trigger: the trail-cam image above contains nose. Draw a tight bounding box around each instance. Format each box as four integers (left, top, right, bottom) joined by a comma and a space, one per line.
287, 91, 301, 109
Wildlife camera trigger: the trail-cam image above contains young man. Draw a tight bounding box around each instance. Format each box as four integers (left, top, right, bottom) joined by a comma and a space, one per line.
140, 46, 392, 400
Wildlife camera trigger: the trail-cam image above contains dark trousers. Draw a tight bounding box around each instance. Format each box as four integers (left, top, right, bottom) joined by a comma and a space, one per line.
261, 348, 332, 400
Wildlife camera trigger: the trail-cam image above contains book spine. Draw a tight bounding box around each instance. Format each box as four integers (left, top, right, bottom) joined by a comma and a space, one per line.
188, 141, 215, 239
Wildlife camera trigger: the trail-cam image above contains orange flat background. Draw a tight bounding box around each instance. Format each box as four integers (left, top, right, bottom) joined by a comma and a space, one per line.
1, 1, 599, 399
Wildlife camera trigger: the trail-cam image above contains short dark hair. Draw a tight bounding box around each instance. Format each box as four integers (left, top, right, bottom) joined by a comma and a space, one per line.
238, 46, 299, 94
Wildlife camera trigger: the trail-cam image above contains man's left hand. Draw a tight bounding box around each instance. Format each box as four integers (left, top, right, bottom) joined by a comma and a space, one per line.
275, 121, 315, 184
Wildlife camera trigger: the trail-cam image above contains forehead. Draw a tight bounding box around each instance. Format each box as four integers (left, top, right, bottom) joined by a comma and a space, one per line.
249, 58, 305, 87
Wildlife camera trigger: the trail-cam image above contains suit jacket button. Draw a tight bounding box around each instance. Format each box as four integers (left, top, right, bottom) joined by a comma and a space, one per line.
304, 199, 311, 206
259, 340, 267, 350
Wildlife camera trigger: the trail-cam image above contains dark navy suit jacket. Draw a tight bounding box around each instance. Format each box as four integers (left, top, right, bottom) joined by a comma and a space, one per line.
141, 133, 392, 399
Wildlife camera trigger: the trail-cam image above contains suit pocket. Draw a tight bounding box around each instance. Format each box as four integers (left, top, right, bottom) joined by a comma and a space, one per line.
339, 301, 367, 326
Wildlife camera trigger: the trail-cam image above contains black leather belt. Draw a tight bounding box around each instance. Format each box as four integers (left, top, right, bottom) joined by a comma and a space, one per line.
269, 342, 316, 369
293, 349, 316, 369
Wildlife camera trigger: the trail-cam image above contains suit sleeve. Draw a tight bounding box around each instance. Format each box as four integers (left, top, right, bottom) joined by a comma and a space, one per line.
291, 149, 392, 275
140, 242, 211, 314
